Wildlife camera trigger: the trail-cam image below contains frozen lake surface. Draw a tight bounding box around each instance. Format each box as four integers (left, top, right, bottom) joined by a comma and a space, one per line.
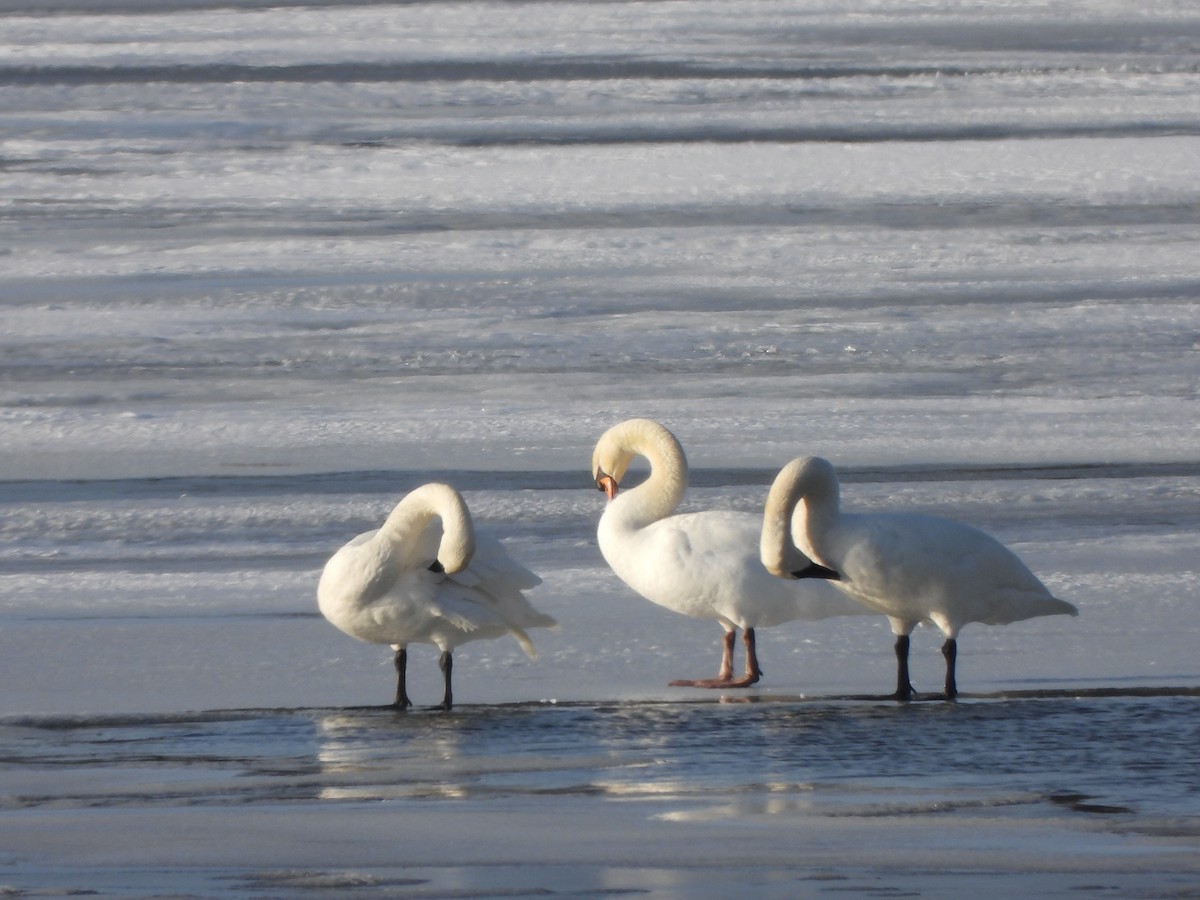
2, 0, 1199, 895
3, 693, 1199, 898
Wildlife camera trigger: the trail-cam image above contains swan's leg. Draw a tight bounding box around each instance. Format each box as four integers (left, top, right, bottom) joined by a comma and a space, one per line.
892, 635, 915, 702
434, 650, 454, 711
724, 627, 762, 688
717, 628, 736, 682
393, 647, 412, 710
941, 639, 958, 701
744, 628, 762, 683
669, 628, 742, 688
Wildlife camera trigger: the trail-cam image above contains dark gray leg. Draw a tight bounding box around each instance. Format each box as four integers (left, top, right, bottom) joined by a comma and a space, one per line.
436, 650, 453, 711
893, 635, 914, 702
393, 647, 412, 710
941, 638, 958, 701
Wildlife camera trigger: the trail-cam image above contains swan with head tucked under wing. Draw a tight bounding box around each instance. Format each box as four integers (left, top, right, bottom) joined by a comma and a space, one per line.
761, 455, 1078, 701
318, 482, 556, 710
591, 418, 871, 689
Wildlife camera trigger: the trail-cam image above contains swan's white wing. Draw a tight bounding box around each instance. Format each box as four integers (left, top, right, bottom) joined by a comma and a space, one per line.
429, 580, 547, 658
319, 550, 446, 646
440, 530, 554, 632
606, 510, 741, 617
833, 512, 1077, 627
448, 530, 542, 590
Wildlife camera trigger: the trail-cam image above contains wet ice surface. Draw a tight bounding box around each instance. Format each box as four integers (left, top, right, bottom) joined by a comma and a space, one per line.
3, 694, 1200, 898
3, 0, 1200, 895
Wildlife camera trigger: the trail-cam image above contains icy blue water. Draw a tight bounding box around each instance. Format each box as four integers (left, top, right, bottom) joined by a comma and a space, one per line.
9, 694, 1200, 816
2, 693, 1199, 897
1, 0, 1199, 895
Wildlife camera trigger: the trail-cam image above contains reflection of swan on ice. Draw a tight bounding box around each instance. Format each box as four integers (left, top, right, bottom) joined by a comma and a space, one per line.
591, 418, 871, 689
314, 712, 469, 800
314, 711, 469, 801
761, 456, 1078, 701
318, 482, 556, 710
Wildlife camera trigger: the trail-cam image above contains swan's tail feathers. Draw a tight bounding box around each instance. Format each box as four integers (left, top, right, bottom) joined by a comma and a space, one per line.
508, 608, 558, 657
1004, 594, 1079, 624
510, 625, 538, 659
1050, 596, 1080, 617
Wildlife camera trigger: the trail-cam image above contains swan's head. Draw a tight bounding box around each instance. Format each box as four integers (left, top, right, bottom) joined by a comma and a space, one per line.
763, 547, 841, 582
591, 424, 637, 501
592, 418, 683, 502
595, 471, 620, 500
593, 450, 627, 499
791, 561, 842, 581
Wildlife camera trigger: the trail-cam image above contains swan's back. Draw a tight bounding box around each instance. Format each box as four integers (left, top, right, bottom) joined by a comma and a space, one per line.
832, 511, 1077, 633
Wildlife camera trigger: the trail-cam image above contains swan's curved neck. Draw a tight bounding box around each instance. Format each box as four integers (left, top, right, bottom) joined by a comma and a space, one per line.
379, 482, 475, 572
762, 457, 841, 572
602, 419, 688, 529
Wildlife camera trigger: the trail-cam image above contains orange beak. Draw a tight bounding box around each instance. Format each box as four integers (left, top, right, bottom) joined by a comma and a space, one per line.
596, 474, 619, 500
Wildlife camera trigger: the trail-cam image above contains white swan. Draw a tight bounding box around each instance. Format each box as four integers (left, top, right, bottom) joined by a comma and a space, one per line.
318, 482, 556, 710
761, 456, 1078, 700
592, 419, 870, 688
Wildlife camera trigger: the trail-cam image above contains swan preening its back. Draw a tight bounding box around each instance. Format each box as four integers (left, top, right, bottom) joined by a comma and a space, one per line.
591, 418, 870, 688
318, 482, 556, 710
761, 455, 1078, 700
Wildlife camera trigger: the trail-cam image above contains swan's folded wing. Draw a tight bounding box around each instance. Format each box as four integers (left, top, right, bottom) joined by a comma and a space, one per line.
432, 584, 547, 658
447, 531, 543, 591
462, 576, 558, 636
426, 596, 488, 636
456, 539, 553, 623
